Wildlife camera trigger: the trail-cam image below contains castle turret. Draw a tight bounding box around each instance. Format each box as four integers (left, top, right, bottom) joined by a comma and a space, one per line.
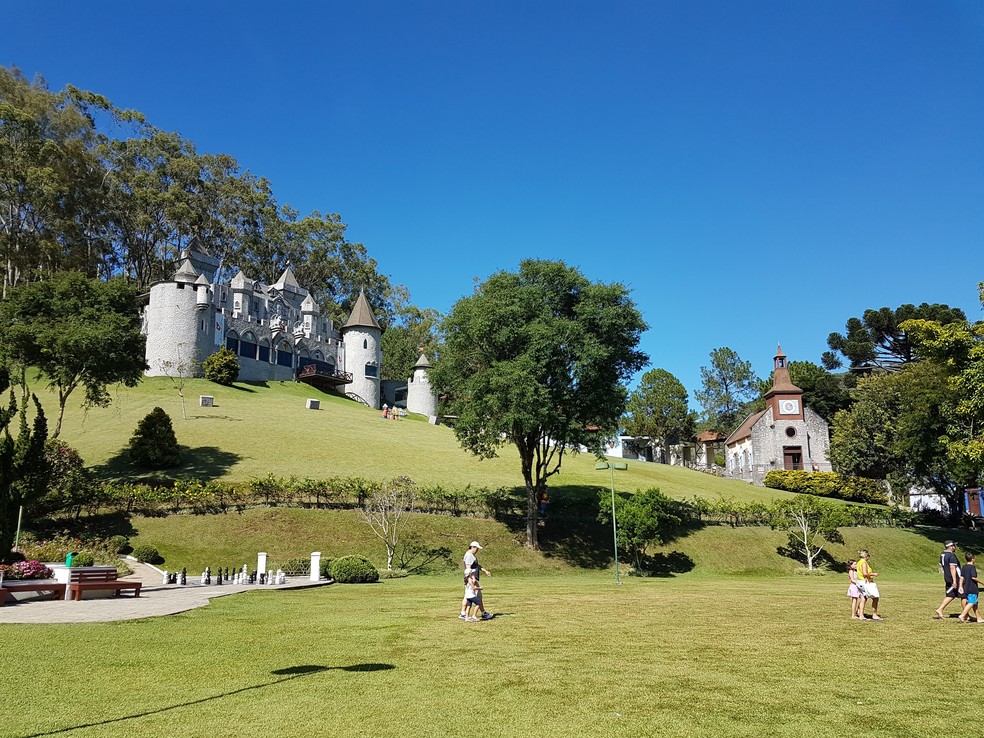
341, 290, 382, 408
144, 262, 214, 377
300, 293, 319, 340
230, 270, 252, 321
407, 353, 437, 418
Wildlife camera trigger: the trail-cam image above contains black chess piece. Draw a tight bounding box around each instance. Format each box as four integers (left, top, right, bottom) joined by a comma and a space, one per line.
205, 566, 211, 585
216, 566, 223, 585
180, 568, 187, 585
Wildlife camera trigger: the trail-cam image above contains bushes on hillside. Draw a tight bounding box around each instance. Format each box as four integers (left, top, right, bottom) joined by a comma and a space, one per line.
129, 408, 180, 468
203, 347, 239, 385
132, 544, 161, 564
764, 470, 888, 504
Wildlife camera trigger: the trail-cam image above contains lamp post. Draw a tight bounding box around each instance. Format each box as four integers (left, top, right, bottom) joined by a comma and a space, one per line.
595, 460, 627, 585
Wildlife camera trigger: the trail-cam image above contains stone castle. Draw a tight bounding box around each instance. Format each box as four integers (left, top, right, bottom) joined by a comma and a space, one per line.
141, 240, 436, 415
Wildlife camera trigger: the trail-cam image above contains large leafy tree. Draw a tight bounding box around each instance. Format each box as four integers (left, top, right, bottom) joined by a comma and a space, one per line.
823, 303, 967, 373
695, 347, 759, 433
430, 259, 648, 549
0, 272, 147, 437
829, 362, 973, 518
622, 368, 695, 463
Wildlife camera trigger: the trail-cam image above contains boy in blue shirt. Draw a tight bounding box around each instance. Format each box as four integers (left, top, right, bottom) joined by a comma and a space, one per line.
958, 553, 984, 623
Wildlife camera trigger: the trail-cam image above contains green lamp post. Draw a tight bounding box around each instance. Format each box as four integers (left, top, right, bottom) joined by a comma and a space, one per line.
595, 460, 627, 585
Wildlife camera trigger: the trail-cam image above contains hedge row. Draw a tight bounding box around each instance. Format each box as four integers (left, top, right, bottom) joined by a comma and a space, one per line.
763, 470, 889, 504
91, 475, 523, 519
686, 495, 914, 528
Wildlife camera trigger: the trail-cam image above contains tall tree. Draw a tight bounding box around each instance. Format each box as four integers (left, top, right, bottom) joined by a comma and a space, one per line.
430, 260, 648, 549
829, 362, 973, 518
622, 368, 695, 463
0, 272, 147, 437
0, 391, 49, 557
823, 303, 967, 373
381, 306, 442, 381
695, 347, 759, 433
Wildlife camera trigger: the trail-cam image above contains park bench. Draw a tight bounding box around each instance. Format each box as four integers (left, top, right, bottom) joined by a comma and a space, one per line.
0, 581, 67, 606
68, 569, 142, 601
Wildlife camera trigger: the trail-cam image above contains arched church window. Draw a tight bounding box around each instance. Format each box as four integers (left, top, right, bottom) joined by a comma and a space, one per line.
363, 339, 368, 349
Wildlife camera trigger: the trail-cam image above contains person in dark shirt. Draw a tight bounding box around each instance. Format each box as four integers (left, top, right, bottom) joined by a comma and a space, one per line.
935, 541, 961, 619
958, 553, 984, 623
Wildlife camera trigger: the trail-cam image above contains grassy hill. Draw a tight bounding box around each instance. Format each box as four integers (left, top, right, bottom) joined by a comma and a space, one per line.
33, 375, 984, 578
50, 375, 785, 503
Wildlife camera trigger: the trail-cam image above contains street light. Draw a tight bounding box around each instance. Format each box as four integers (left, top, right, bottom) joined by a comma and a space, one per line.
595, 460, 628, 585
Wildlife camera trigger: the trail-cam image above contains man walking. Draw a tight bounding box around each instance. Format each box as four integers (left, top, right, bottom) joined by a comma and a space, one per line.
459, 541, 494, 620
934, 540, 962, 619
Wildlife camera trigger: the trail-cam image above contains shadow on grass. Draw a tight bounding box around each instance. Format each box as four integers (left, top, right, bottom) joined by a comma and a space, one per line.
31, 511, 137, 541
91, 445, 242, 482
635, 551, 696, 577
23, 663, 394, 737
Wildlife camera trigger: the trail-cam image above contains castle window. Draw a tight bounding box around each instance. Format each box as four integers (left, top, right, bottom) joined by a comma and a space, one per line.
364, 364, 378, 378
226, 336, 239, 353
363, 339, 368, 349
785, 427, 797, 438
177, 283, 185, 289
201, 319, 205, 331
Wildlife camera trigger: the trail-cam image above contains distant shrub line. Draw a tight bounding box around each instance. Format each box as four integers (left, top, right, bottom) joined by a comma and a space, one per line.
685, 495, 914, 528
86, 475, 521, 519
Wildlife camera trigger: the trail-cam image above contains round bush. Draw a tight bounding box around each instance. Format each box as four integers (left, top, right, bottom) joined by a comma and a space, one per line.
108, 535, 130, 554
328, 555, 379, 583
203, 347, 240, 385
132, 545, 160, 564
71, 552, 95, 567
320, 558, 333, 579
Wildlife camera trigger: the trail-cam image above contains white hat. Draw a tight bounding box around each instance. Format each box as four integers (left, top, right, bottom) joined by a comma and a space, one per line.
470, 541, 482, 549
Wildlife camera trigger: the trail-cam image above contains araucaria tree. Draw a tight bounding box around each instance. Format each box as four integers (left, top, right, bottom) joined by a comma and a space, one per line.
623, 369, 694, 463
430, 260, 648, 549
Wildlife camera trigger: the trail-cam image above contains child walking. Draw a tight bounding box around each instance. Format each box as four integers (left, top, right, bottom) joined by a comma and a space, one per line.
958, 553, 984, 623
847, 560, 863, 620
463, 568, 482, 622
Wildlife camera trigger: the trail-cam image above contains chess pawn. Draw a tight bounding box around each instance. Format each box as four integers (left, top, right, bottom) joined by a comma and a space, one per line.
216, 567, 223, 585
225, 567, 230, 580
200, 570, 206, 585
204, 566, 211, 585
163, 570, 170, 585
267, 569, 274, 585
180, 568, 187, 586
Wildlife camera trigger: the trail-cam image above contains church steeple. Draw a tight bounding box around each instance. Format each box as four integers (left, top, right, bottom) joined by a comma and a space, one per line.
765, 343, 804, 419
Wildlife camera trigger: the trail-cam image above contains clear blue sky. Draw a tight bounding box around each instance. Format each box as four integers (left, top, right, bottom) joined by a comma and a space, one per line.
5, 1, 984, 401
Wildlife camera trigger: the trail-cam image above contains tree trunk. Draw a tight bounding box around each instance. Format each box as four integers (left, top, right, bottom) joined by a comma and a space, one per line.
525, 483, 539, 550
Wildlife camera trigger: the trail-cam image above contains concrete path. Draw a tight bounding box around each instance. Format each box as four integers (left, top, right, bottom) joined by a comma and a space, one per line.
0, 561, 330, 624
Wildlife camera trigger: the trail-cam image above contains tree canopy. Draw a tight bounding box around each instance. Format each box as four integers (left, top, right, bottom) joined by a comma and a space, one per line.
0, 271, 147, 437
823, 303, 967, 373
0, 66, 413, 329
622, 368, 695, 463
695, 347, 759, 433
430, 259, 647, 548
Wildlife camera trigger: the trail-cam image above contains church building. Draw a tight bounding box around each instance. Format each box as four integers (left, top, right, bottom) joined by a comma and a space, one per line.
724, 345, 832, 484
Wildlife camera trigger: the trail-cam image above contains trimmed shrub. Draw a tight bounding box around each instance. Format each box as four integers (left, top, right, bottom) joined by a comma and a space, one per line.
108, 535, 130, 554
319, 558, 333, 579
129, 408, 181, 468
132, 545, 160, 564
764, 470, 888, 504
71, 552, 95, 567
329, 555, 379, 583
203, 347, 240, 385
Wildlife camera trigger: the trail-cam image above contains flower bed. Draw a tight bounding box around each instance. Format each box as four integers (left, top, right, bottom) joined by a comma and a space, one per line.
0, 560, 54, 581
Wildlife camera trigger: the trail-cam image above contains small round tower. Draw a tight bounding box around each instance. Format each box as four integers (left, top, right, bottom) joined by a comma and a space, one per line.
341, 290, 382, 408
406, 353, 437, 417
144, 259, 212, 377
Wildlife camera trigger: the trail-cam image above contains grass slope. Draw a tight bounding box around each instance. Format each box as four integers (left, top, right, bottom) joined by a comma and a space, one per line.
50, 375, 785, 504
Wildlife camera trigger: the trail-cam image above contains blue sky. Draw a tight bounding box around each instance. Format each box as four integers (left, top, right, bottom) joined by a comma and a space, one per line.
5, 1, 984, 401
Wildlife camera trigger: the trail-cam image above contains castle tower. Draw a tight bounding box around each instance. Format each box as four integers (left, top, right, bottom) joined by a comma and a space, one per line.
144, 261, 214, 377
341, 290, 382, 408
300, 293, 319, 340
406, 353, 437, 417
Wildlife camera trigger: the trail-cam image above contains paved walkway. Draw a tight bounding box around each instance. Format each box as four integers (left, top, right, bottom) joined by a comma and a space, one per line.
0, 561, 331, 624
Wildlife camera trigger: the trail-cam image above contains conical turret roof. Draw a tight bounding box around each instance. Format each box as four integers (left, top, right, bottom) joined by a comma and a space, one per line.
764, 343, 803, 398
342, 290, 381, 332
413, 353, 432, 370
174, 258, 200, 283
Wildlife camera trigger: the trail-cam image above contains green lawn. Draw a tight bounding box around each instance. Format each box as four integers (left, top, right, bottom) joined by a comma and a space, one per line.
1, 571, 968, 738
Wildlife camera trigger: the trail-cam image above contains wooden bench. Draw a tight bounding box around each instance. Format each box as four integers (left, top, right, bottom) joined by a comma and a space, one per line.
68, 569, 142, 601
0, 581, 67, 606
